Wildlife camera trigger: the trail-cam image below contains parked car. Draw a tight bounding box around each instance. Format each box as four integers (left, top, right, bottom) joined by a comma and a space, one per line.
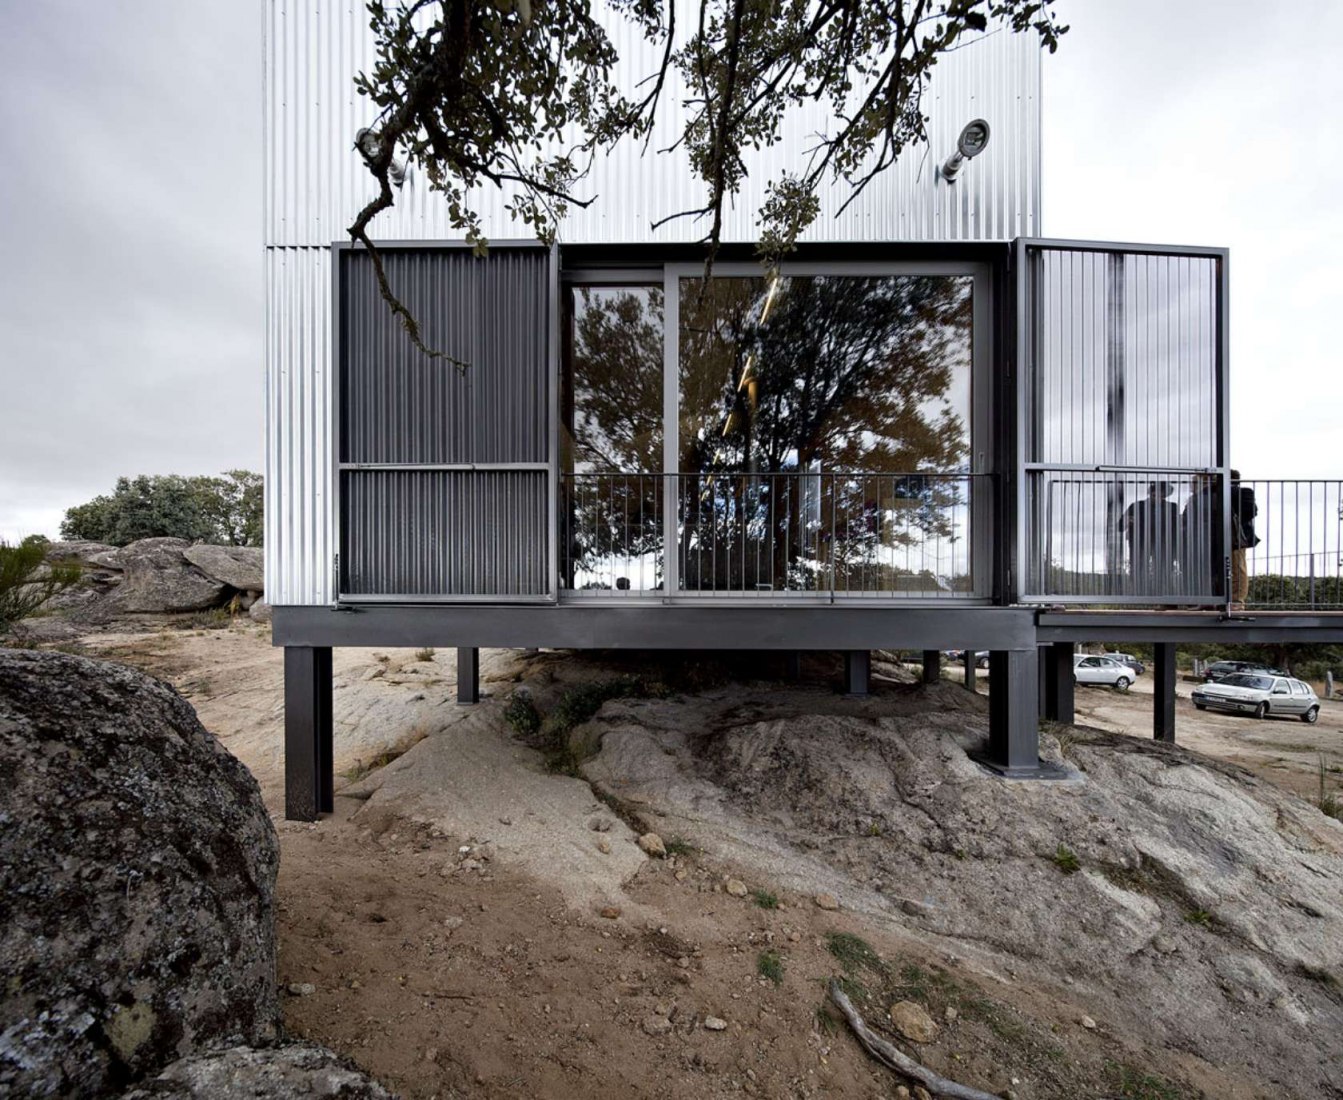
1103, 652, 1146, 677
1203, 660, 1282, 682
1073, 655, 1134, 690
944, 650, 990, 668
1192, 673, 1320, 722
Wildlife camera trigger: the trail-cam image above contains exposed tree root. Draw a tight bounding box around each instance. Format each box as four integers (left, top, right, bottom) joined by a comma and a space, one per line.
827, 979, 1001, 1100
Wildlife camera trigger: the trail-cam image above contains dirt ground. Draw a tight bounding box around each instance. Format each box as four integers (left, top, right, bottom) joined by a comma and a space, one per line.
937, 662, 1343, 803
52, 623, 1343, 1098
1067, 672, 1343, 802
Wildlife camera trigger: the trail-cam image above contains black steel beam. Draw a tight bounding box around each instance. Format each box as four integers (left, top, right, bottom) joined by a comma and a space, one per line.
284, 646, 333, 822
1154, 642, 1177, 743
783, 651, 802, 681
922, 650, 941, 684
1042, 642, 1075, 724
457, 647, 480, 705
274, 604, 1038, 652
963, 649, 977, 692
983, 649, 1040, 776
1036, 612, 1343, 644
844, 651, 870, 696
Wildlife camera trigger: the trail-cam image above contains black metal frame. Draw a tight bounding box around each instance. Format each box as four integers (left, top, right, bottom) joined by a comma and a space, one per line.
1013, 239, 1232, 608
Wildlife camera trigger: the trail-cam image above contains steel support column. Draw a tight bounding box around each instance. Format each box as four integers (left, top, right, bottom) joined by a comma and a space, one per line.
783, 651, 802, 681
963, 650, 977, 692
457, 647, 480, 705
983, 649, 1040, 775
1154, 642, 1177, 743
1037, 646, 1049, 714
284, 646, 333, 822
1042, 642, 1075, 724
922, 650, 941, 685
844, 650, 870, 696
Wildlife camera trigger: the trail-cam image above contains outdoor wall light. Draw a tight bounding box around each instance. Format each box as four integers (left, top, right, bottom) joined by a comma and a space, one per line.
940, 119, 991, 183
354, 127, 408, 188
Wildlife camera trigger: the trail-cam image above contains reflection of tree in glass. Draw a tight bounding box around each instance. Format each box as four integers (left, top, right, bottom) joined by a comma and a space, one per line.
679, 275, 971, 475
562, 287, 664, 588
566, 287, 664, 472
678, 275, 973, 591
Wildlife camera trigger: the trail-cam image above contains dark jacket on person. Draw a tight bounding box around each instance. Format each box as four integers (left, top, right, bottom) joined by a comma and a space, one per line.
1231, 483, 1259, 550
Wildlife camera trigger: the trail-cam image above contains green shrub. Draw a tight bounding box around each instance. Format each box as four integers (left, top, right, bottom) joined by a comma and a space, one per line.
1050, 844, 1081, 874
751, 888, 779, 910
0, 538, 80, 631
757, 949, 784, 985
503, 693, 542, 738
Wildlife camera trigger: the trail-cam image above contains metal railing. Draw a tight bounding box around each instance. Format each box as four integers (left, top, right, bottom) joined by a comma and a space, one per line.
1022, 473, 1343, 610
1241, 480, 1343, 610
559, 472, 664, 594
1024, 468, 1225, 604
560, 471, 986, 600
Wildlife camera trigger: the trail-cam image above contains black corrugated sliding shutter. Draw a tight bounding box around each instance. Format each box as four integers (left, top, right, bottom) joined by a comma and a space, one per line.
336, 245, 553, 600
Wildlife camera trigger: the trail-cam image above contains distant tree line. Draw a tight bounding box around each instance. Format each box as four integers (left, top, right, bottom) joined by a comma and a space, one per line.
61, 472, 263, 547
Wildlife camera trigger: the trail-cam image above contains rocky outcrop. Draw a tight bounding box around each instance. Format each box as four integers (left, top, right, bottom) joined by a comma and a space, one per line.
42, 540, 120, 566
117, 539, 229, 613
248, 599, 273, 624
121, 1043, 395, 1099
182, 545, 264, 594
27, 540, 268, 627
0, 649, 280, 1098
579, 680, 1343, 1099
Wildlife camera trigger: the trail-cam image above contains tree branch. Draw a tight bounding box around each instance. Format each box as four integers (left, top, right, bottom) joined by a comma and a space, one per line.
827, 980, 1002, 1100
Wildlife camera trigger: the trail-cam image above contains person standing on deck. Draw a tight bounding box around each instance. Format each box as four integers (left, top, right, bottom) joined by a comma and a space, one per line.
1180, 473, 1218, 601
1230, 469, 1259, 610
1121, 481, 1180, 596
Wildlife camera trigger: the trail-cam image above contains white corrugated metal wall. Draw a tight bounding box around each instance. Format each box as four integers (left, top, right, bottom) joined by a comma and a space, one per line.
264, 1, 1042, 604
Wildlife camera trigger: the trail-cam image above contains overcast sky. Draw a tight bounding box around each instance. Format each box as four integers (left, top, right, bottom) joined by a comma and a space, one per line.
1, 0, 1339, 540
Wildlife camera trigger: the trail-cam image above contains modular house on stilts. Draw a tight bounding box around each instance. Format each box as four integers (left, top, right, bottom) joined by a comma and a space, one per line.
264, 3, 1343, 820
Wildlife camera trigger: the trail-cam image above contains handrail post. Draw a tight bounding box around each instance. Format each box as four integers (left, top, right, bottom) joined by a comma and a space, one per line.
821, 470, 832, 601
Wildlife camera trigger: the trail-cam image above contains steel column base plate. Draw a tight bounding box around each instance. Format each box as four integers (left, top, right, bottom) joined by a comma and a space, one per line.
968, 753, 1076, 782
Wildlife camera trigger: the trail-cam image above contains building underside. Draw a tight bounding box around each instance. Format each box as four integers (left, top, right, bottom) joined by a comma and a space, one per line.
275, 605, 1343, 820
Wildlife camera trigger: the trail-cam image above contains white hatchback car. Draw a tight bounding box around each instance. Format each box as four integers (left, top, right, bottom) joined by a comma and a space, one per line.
1073, 655, 1134, 690
1192, 673, 1321, 723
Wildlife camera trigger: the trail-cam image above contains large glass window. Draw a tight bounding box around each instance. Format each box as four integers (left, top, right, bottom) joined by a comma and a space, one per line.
678, 274, 973, 476
562, 285, 663, 473
561, 285, 664, 593
559, 269, 981, 599
676, 273, 976, 595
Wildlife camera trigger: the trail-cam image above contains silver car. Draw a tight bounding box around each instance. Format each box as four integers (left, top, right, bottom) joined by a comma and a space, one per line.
1073, 655, 1134, 690
1192, 673, 1321, 723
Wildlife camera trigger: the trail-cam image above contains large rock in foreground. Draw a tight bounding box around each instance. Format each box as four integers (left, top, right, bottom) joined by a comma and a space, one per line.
117, 538, 229, 613
0, 649, 280, 1097
122, 1043, 395, 1099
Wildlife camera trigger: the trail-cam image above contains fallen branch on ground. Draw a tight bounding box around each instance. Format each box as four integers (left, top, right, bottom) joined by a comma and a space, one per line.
827, 979, 1001, 1100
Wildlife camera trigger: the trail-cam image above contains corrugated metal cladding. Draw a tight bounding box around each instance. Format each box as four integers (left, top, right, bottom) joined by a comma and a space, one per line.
341, 470, 548, 596
263, 2, 1040, 247
338, 248, 551, 599
263, 3, 1042, 603
264, 247, 333, 606
340, 249, 548, 464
